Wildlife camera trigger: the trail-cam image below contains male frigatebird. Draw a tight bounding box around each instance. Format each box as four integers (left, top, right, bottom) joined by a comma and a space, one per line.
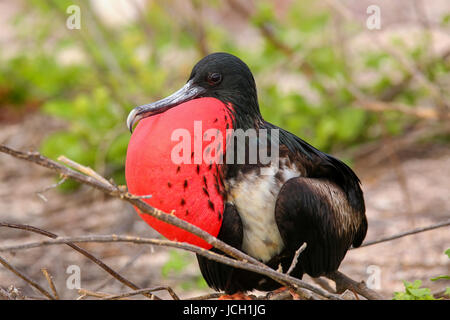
125, 52, 367, 295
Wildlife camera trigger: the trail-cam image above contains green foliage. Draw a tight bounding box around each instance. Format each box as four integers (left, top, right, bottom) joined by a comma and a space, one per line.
161, 250, 190, 278
181, 276, 208, 291
161, 250, 207, 290
442, 14, 450, 26
1, 0, 448, 189
430, 248, 450, 282
393, 280, 437, 300
430, 275, 450, 281
394, 249, 450, 300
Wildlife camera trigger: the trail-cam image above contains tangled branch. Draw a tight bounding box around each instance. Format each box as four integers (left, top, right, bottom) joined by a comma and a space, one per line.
0, 145, 340, 300
1, 144, 448, 300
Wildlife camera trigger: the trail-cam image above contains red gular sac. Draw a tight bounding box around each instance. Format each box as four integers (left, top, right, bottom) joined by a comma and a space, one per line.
125, 97, 233, 249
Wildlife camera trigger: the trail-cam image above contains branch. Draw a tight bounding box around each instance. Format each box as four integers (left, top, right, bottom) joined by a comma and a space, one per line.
0, 255, 55, 300
326, 271, 384, 300
36, 176, 67, 202
100, 286, 180, 300
186, 292, 223, 300
94, 248, 146, 292
4, 144, 445, 300
0, 222, 158, 300
0, 145, 258, 267
41, 268, 59, 300
226, 0, 315, 78
354, 99, 449, 120
355, 218, 450, 248
0, 232, 342, 300
324, 0, 448, 111
77, 288, 110, 299
58, 155, 112, 186
228, 0, 449, 122
0, 144, 341, 299
286, 242, 307, 275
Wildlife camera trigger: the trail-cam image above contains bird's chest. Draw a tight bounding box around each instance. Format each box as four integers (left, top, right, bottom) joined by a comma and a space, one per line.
225, 165, 301, 262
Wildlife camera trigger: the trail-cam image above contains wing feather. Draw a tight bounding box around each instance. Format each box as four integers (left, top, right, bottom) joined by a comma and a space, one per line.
275, 177, 367, 277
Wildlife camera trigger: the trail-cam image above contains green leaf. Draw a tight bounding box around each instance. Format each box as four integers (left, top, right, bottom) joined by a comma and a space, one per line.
407, 287, 433, 298
40, 131, 95, 166
106, 133, 130, 166
431, 275, 450, 281
251, 1, 276, 26
195, 276, 208, 289
335, 108, 366, 141
365, 51, 390, 69
442, 14, 450, 26
161, 250, 189, 278
42, 100, 74, 120
394, 280, 437, 300
429, 250, 450, 282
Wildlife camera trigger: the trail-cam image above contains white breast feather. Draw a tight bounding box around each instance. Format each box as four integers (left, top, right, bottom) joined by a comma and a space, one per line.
227, 164, 300, 262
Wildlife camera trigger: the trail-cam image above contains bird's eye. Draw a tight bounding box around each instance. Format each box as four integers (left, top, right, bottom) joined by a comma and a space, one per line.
207, 72, 222, 85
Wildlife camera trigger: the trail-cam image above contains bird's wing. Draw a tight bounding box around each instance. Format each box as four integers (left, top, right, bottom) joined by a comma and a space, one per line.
274, 176, 368, 277
263, 121, 366, 215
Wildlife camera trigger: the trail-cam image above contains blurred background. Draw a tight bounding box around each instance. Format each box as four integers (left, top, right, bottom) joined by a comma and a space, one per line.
0, 0, 449, 299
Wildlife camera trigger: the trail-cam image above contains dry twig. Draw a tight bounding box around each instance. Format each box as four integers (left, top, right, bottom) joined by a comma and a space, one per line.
286, 242, 307, 275
0, 255, 55, 300
327, 271, 384, 300
41, 268, 59, 300
0, 222, 158, 300
101, 286, 180, 300
0, 144, 341, 300
36, 176, 68, 202
0, 232, 341, 300
356, 218, 450, 248
4, 144, 447, 300
186, 292, 223, 300
77, 288, 111, 299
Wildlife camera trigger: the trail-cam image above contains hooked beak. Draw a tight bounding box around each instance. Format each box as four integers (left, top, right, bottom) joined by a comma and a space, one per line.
127, 80, 206, 132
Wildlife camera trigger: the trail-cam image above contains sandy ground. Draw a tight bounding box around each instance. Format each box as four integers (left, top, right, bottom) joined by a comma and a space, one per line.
0, 113, 449, 300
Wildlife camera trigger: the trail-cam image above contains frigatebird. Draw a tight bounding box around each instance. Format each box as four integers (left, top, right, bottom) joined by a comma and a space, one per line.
125, 52, 367, 295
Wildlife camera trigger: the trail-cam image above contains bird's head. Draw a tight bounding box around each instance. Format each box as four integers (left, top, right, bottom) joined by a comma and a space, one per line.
127, 52, 260, 132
